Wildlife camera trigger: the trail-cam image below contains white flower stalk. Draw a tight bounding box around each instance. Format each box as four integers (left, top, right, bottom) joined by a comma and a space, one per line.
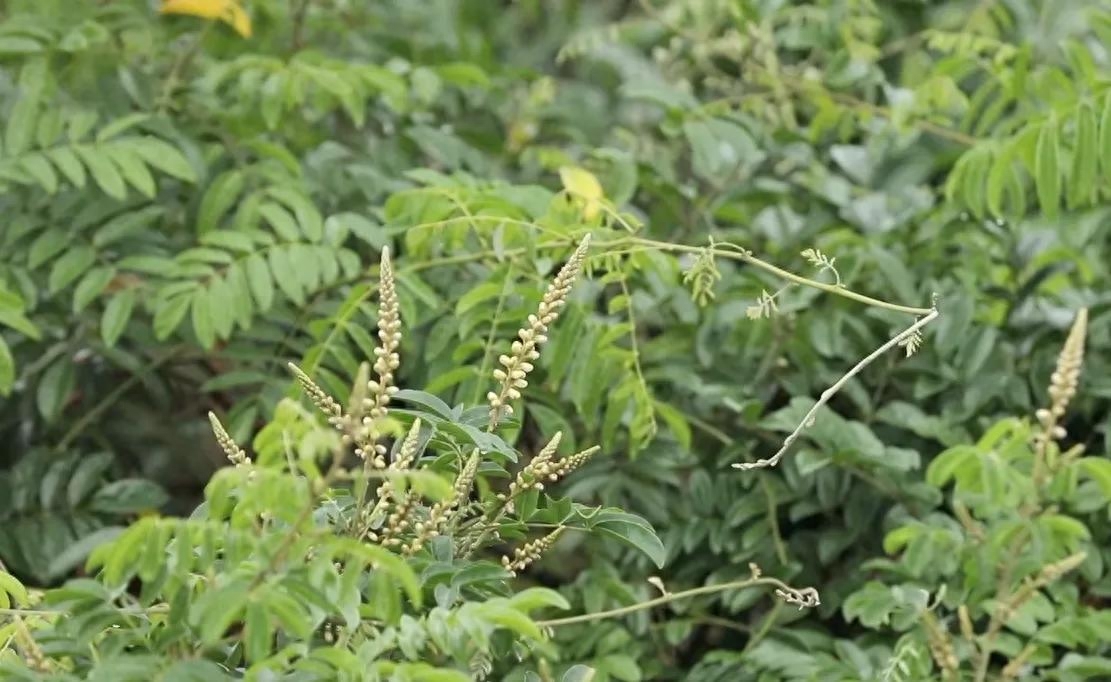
207, 412, 251, 467
404, 450, 481, 555
1032, 308, 1088, 486
287, 363, 344, 429
500, 432, 563, 502
359, 247, 402, 467
1037, 308, 1087, 430
502, 526, 566, 576
488, 235, 591, 428
362, 418, 424, 541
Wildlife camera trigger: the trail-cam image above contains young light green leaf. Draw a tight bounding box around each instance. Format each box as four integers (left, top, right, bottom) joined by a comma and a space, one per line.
1079, 457, 1111, 500
20, 153, 59, 194
985, 146, 1011, 218
94, 113, 152, 142
508, 587, 571, 613
267, 187, 323, 242
0, 571, 28, 608
197, 585, 248, 645
47, 147, 87, 188
244, 601, 272, 664
76, 146, 127, 199
154, 293, 192, 340
48, 246, 97, 293
4, 62, 43, 156
259, 202, 301, 241
196, 169, 245, 234
106, 145, 157, 198
268, 245, 304, 305
0, 298, 41, 339
0, 337, 14, 396
1100, 91, 1111, 183
132, 137, 197, 182
208, 275, 236, 340
245, 252, 275, 311
562, 666, 597, 682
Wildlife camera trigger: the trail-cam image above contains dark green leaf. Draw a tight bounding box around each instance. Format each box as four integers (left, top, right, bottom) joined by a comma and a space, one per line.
101, 290, 136, 347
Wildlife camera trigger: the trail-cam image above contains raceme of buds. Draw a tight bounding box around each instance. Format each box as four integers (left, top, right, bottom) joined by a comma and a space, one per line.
502, 526, 565, 575
359, 247, 402, 467
207, 412, 251, 467
488, 235, 591, 428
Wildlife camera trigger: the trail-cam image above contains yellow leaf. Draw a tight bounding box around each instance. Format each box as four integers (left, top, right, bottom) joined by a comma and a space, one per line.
160, 0, 252, 38
559, 165, 604, 221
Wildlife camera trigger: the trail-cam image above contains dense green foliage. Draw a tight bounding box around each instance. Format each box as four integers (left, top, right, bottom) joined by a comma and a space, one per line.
2, 0, 1110, 680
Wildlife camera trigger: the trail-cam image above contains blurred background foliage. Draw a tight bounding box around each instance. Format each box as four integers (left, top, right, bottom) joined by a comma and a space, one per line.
1, 0, 1110, 679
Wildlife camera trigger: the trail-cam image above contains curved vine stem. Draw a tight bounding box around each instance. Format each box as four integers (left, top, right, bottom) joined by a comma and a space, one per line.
537, 570, 819, 628
734, 307, 941, 471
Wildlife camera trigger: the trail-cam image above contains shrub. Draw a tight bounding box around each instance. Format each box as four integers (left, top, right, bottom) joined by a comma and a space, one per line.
0, 244, 823, 679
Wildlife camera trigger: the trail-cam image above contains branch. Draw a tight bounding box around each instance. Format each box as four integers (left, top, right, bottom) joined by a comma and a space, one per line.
537, 568, 819, 628
734, 308, 941, 471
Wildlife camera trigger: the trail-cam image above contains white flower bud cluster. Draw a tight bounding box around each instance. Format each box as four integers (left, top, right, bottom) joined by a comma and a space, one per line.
378, 492, 415, 548
363, 419, 425, 543
208, 411, 251, 467
501, 433, 562, 503
358, 248, 402, 468
498, 437, 601, 512
404, 450, 481, 556
488, 235, 591, 427
502, 526, 565, 576
1035, 309, 1087, 443
288, 364, 344, 430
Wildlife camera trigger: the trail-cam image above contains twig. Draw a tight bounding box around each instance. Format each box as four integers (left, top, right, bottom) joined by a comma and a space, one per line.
157, 23, 212, 113
537, 573, 818, 628
55, 351, 182, 451
734, 308, 940, 470
638, 238, 932, 317
741, 601, 783, 655
290, 0, 312, 51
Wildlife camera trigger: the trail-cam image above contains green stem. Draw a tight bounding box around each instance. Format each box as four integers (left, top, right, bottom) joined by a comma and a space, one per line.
622, 237, 933, 316
536, 575, 817, 628
55, 350, 182, 451
742, 601, 783, 655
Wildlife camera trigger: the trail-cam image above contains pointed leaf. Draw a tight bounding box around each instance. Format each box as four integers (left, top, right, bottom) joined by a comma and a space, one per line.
1069, 103, 1097, 208
1035, 121, 1061, 218
101, 289, 136, 347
